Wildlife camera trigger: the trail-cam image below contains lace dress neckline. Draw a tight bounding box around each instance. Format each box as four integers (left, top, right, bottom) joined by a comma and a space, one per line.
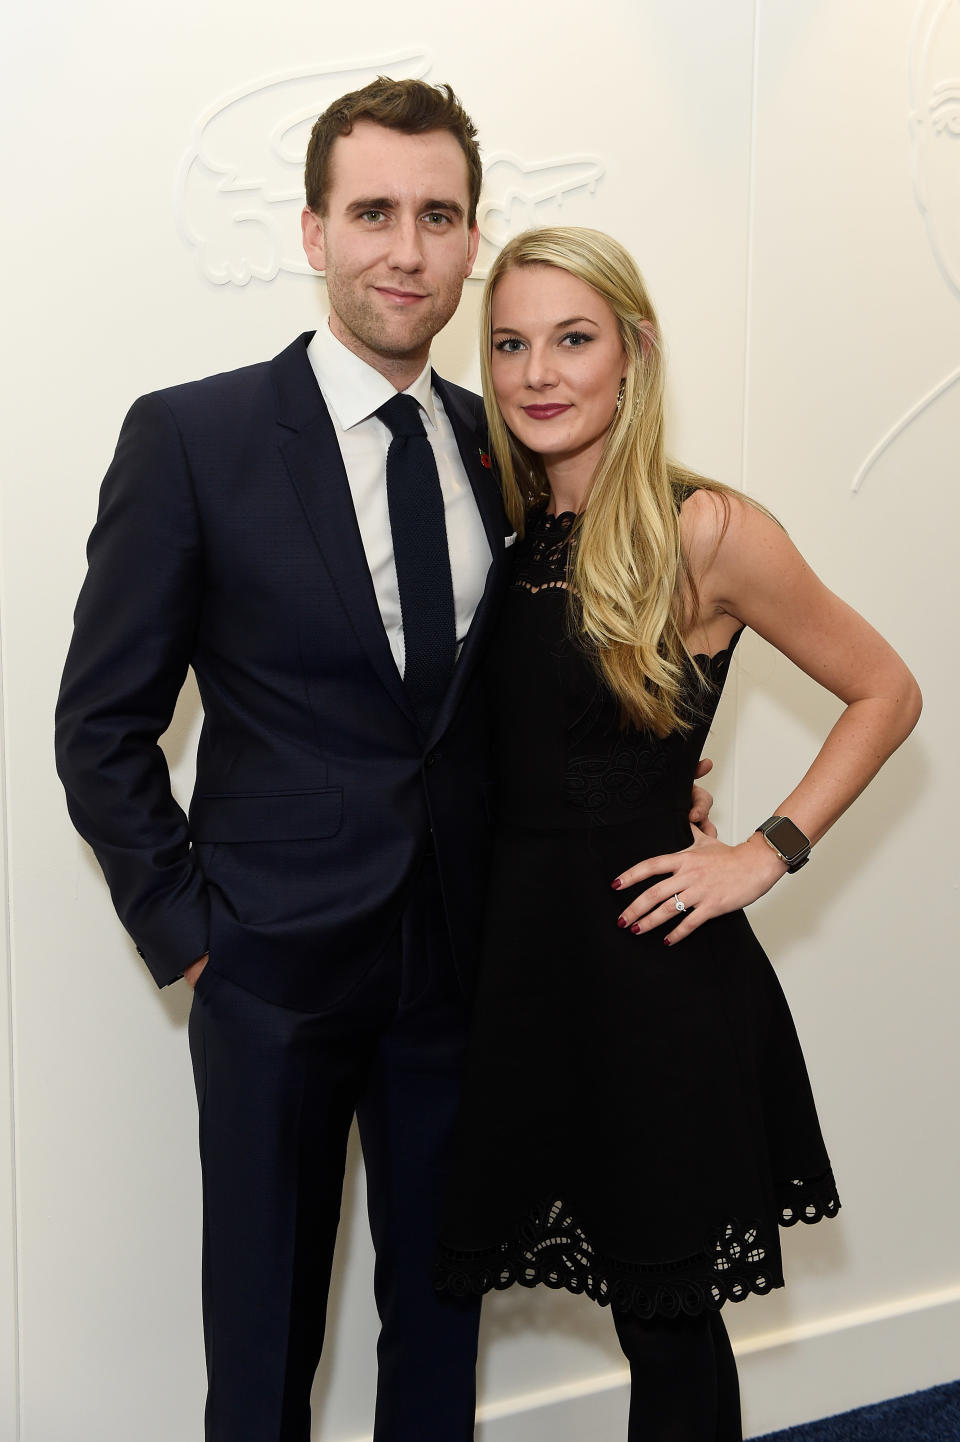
513, 508, 576, 594
518, 508, 744, 666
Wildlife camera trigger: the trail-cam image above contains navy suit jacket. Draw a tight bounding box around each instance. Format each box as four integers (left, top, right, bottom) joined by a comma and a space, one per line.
56, 333, 508, 1010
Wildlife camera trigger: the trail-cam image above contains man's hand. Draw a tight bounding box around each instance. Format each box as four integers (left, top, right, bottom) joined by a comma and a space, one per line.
690, 758, 717, 838
184, 954, 209, 988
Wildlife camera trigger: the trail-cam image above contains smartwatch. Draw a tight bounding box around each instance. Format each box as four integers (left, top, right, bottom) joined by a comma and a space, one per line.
756, 815, 811, 873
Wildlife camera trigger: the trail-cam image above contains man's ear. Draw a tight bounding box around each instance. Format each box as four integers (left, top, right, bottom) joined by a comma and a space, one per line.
464, 220, 481, 278
301, 207, 326, 274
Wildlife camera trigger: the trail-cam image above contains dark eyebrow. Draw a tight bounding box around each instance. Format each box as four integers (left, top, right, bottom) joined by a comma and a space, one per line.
346, 198, 396, 215
422, 198, 465, 219
345, 197, 466, 219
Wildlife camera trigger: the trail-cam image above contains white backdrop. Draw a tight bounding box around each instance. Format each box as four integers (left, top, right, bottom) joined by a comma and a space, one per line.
2, 1, 958, 1438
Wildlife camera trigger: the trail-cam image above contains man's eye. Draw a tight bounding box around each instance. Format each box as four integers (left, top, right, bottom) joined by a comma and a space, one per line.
360, 210, 387, 223
423, 212, 451, 226
494, 338, 525, 353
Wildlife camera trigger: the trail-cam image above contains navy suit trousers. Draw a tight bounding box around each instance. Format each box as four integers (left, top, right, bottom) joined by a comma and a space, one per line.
188, 855, 480, 1442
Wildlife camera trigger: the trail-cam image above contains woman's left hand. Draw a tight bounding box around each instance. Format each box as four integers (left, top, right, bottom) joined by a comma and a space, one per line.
612, 829, 787, 944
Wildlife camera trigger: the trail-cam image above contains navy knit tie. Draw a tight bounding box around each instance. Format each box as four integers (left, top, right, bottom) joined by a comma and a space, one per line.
377, 392, 457, 732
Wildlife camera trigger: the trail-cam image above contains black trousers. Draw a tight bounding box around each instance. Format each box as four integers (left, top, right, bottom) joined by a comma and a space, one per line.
613, 1308, 742, 1442
188, 859, 480, 1442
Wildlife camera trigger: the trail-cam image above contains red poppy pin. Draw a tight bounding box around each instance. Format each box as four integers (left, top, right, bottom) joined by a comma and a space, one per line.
479, 449, 492, 469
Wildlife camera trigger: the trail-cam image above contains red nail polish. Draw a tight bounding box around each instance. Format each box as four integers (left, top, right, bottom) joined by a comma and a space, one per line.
617, 917, 628, 929
611, 878, 622, 890
663, 937, 672, 947
630, 922, 642, 934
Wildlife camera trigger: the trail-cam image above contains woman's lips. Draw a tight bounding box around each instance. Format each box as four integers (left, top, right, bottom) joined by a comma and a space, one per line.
521, 404, 572, 420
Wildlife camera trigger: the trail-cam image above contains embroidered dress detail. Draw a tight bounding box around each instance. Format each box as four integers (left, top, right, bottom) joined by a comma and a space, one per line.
437, 1171, 839, 1316
512, 509, 576, 593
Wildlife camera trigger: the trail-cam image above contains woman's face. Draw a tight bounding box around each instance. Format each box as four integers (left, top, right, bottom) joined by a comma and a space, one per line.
490, 264, 627, 475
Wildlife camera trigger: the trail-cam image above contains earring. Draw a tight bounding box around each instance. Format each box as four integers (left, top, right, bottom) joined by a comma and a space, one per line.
615, 378, 626, 413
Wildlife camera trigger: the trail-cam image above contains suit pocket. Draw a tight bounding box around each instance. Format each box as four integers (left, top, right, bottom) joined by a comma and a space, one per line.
190, 789, 344, 927
191, 788, 343, 842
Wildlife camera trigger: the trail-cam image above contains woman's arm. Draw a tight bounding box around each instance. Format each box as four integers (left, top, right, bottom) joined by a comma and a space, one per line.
613, 491, 922, 943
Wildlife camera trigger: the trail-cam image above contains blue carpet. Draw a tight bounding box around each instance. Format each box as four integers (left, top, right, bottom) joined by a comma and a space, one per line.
753, 1379, 960, 1440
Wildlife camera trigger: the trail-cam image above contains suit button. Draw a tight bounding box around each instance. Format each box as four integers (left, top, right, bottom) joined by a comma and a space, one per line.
426, 750, 441, 768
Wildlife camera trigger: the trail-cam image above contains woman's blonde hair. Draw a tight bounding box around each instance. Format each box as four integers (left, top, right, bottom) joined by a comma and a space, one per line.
480, 226, 738, 736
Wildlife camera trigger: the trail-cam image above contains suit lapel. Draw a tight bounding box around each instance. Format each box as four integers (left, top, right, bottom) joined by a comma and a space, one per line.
272, 335, 416, 726
270, 339, 508, 743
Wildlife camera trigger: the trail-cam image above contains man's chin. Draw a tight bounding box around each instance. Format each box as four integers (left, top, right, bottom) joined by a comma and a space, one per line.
329, 297, 455, 368
371, 334, 432, 360
370, 310, 446, 355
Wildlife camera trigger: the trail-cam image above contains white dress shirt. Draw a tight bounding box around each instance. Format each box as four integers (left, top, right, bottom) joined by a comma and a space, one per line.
307, 323, 492, 677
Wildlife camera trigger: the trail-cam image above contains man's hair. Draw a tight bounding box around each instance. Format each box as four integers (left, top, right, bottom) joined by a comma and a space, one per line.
304, 77, 482, 226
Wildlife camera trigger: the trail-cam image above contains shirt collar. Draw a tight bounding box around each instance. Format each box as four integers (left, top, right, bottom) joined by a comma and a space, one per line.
306, 321, 438, 431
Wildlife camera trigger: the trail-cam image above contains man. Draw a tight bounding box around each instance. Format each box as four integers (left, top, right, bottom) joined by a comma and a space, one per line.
56, 77, 712, 1442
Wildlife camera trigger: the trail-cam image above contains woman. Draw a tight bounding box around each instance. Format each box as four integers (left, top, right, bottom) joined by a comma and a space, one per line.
434, 227, 921, 1440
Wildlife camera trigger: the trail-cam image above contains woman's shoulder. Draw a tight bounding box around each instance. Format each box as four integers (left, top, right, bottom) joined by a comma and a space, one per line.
676, 482, 731, 567
677, 482, 778, 558
676, 484, 788, 626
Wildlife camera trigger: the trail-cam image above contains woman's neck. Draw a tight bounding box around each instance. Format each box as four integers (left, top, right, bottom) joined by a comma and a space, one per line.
544, 455, 592, 516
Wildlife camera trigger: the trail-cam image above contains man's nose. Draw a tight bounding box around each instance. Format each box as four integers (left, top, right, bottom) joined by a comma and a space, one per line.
387, 217, 425, 272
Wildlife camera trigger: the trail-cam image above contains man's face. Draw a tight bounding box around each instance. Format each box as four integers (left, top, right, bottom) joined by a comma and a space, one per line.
302, 121, 480, 378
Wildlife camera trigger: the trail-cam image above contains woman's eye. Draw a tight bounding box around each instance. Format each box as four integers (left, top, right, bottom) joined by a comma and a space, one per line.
561, 331, 592, 347
494, 337, 525, 353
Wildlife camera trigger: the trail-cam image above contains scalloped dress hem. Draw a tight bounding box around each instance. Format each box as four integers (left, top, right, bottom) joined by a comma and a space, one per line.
435, 1171, 840, 1319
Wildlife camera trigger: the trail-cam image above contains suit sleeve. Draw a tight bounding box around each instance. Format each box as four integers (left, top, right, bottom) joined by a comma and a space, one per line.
55, 393, 209, 986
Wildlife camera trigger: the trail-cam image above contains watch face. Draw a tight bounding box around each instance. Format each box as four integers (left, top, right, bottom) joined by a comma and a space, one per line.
767, 817, 809, 861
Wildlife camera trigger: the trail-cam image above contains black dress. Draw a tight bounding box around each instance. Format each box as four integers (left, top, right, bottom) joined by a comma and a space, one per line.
435, 508, 839, 1320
